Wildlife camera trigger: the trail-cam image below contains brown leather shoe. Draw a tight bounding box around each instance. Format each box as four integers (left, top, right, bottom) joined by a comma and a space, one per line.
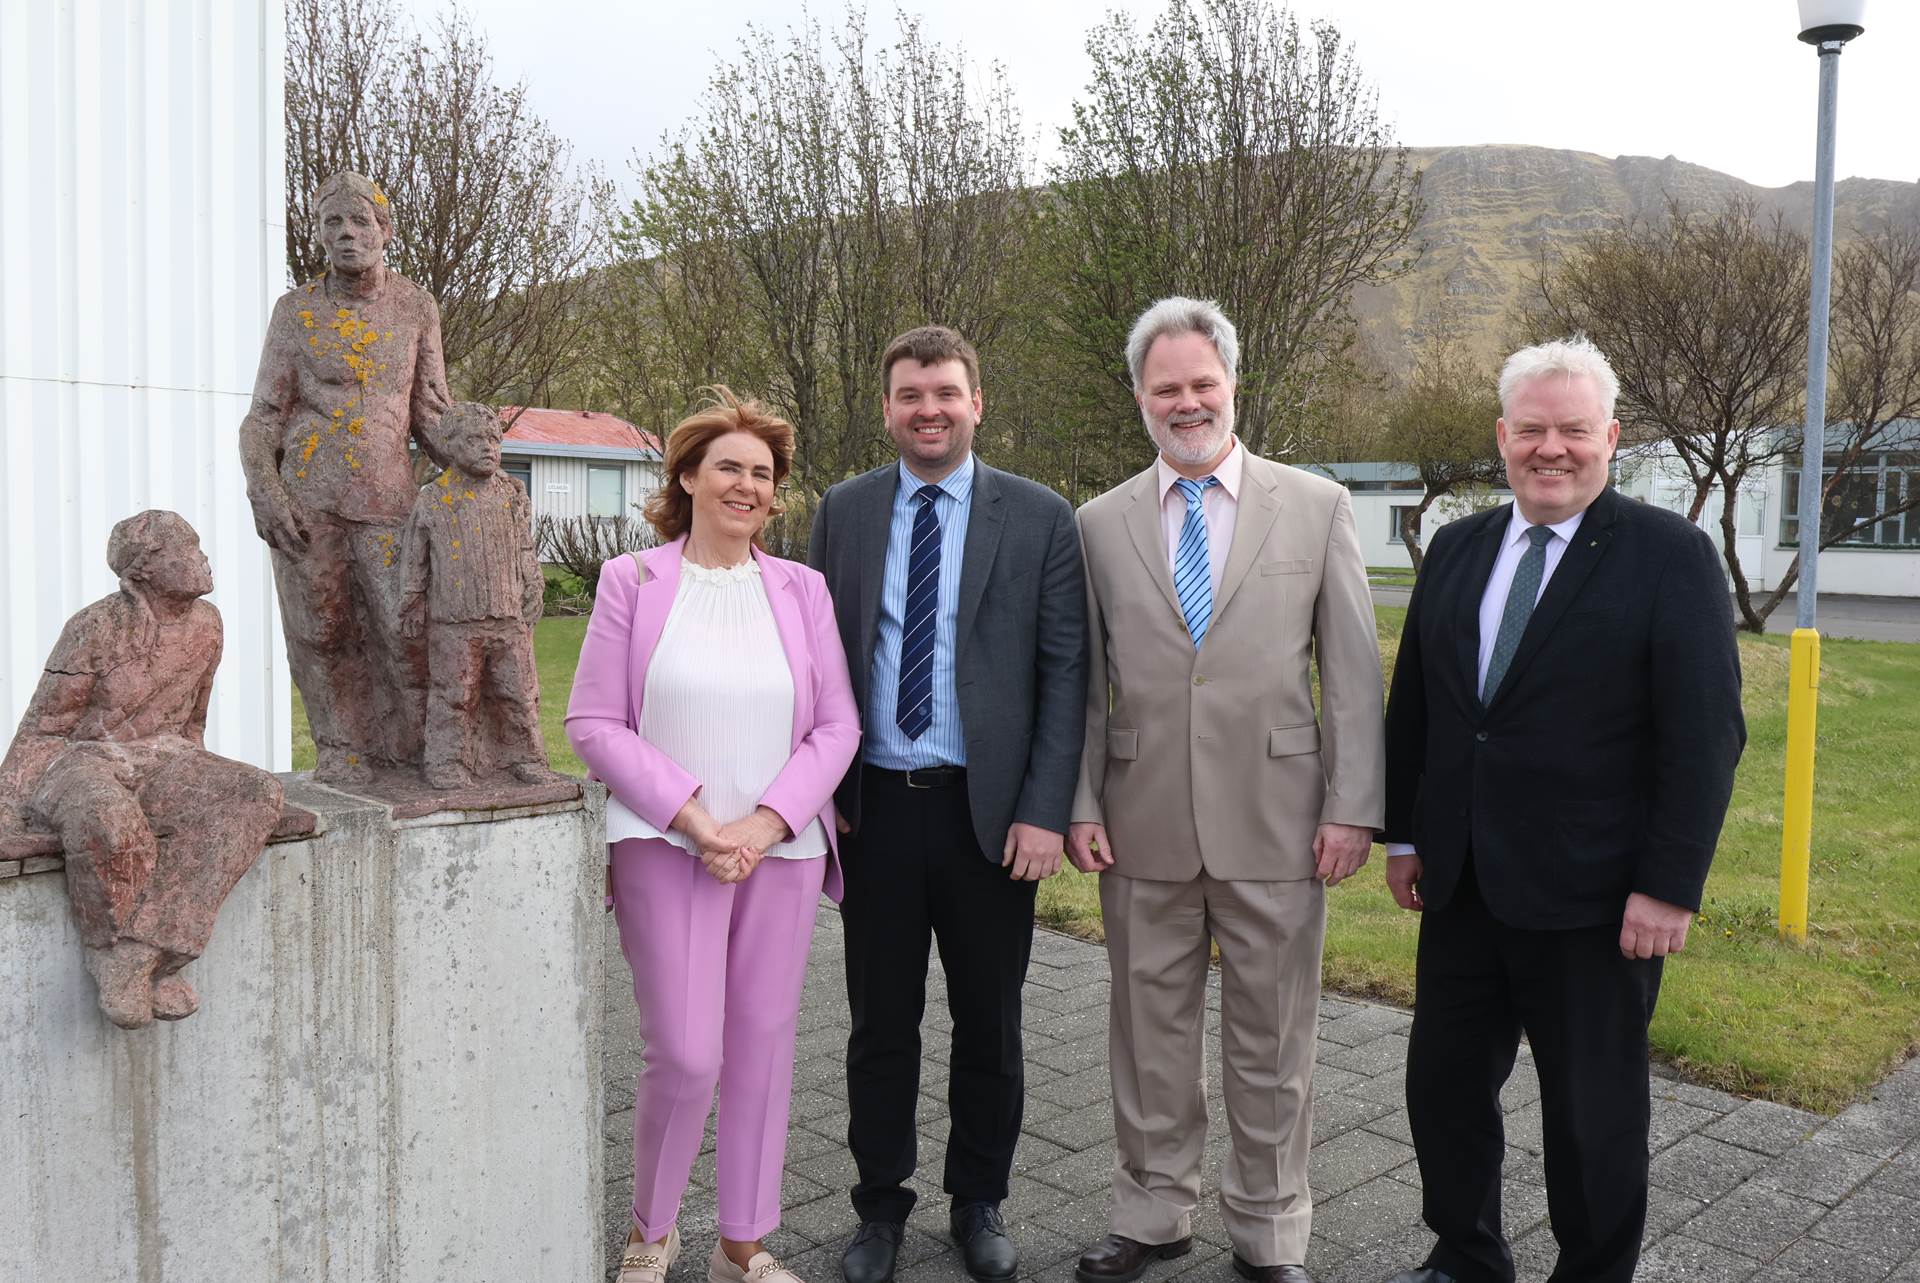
1229, 1259, 1313, 1283
1074, 1234, 1193, 1283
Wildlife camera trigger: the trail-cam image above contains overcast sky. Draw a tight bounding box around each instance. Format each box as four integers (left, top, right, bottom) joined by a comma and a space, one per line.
438, 0, 1917, 197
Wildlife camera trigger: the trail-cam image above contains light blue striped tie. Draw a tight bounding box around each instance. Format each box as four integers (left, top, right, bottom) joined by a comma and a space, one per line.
1173, 476, 1218, 647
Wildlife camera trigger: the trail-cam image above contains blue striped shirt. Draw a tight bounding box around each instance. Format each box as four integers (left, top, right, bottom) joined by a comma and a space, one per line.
864, 455, 974, 770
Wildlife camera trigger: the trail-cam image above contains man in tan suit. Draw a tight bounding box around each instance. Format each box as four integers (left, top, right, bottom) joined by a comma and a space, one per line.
1067, 298, 1384, 1283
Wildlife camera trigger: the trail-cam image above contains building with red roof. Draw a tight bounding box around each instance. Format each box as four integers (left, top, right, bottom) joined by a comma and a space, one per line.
498, 406, 663, 527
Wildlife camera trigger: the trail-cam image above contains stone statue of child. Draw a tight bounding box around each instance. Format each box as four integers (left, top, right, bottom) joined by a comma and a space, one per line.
399, 403, 550, 791
239, 170, 453, 787
0, 511, 285, 1029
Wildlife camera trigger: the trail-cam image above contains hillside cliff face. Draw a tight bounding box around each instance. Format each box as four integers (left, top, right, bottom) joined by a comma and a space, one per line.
1353, 144, 1919, 372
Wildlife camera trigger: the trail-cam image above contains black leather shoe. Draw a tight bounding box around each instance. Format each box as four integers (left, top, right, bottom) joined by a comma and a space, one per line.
841, 1221, 904, 1283
1075, 1234, 1194, 1283
950, 1202, 1019, 1281
1229, 1259, 1313, 1283
1381, 1270, 1458, 1283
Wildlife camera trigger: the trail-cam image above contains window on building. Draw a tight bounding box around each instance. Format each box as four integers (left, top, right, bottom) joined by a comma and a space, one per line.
1739, 491, 1765, 538
1781, 452, 1920, 548
587, 465, 624, 520
1387, 504, 1419, 541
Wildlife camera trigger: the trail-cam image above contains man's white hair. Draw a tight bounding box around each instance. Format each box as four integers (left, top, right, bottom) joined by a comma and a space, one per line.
1499, 335, 1620, 422
1125, 297, 1239, 390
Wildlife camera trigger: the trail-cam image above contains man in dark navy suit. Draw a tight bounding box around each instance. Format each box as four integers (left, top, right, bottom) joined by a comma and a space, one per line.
1379, 337, 1745, 1283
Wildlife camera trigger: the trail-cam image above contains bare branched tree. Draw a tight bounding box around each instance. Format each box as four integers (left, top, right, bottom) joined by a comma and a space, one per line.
1526, 197, 1810, 630
1756, 217, 1920, 616
1042, 0, 1422, 491
285, 0, 612, 404
613, 10, 1035, 494
534, 513, 655, 600
1378, 328, 1506, 573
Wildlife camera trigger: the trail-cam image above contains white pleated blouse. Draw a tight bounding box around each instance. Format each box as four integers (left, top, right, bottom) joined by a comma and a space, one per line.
604, 557, 828, 860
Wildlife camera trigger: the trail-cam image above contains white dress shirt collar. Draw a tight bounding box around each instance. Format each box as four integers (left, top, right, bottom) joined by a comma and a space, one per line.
1155, 436, 1244, 504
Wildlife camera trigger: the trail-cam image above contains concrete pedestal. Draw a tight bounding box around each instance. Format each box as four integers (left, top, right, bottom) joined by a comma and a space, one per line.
0, 779, 606, 1283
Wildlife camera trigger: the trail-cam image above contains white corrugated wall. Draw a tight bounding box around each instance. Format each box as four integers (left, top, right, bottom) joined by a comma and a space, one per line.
524, 455, 663, 523
0, 0, 289, 769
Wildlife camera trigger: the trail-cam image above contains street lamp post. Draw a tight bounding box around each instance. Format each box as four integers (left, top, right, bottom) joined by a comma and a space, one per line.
1779, 0, 1866, 942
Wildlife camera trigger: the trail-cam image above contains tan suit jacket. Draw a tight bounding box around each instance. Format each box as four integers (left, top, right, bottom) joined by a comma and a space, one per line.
1073, 453, 1385, 877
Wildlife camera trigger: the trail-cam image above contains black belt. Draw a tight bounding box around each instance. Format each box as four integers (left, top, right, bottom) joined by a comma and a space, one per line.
867, 764, 966, 789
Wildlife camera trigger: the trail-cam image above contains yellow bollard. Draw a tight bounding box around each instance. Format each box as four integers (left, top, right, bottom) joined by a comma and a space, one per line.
1778, 628, 1820, 941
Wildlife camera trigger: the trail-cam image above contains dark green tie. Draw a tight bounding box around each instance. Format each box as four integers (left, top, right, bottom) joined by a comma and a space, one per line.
1483, 524, 1554, 700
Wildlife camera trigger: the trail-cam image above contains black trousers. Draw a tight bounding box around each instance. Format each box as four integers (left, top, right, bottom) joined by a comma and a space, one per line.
840, 766, 1037, 1224
1406, 863, 1663, 1283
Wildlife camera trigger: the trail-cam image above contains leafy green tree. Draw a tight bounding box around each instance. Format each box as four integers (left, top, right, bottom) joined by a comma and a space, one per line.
1041, 0, 1421, 493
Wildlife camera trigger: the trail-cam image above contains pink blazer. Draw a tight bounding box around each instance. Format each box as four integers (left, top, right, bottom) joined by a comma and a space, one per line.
564, 535, 861, 902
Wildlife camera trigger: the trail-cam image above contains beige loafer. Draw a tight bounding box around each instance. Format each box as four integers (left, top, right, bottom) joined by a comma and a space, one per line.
708, 1242, 805, 1283
619, 1224, 680, 1283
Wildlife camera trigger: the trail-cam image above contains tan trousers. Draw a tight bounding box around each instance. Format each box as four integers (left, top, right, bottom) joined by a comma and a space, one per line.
1099, 870, 1326, 1266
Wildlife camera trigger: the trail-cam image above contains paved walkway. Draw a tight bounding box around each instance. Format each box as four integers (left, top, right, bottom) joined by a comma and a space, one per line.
602, 907, 1920, 1283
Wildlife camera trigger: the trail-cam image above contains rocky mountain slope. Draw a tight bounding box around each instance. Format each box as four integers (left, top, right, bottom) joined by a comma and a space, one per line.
1354, 144, 1919, 372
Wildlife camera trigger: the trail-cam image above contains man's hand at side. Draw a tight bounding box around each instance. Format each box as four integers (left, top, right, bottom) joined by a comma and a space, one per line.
1314, 822, 1373, 887
1066, 822, 1114, 873
1385, 852, 1424, 911
1620, 892, 1693, 959
1003, 822, 1064, 881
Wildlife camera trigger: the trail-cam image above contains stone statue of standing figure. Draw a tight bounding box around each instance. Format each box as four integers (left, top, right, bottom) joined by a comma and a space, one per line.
239, 170, 452, 787
0, 512, 285, 1028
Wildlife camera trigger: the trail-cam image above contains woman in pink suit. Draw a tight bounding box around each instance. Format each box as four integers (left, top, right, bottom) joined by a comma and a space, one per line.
567, 388, 859, 1283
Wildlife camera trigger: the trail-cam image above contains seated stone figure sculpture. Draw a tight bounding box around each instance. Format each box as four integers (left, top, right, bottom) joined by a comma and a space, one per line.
400, 403, 550, 790
0, 511, 285, 1029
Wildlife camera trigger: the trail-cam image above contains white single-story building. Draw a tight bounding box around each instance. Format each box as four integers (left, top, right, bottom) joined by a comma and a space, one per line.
1613, 424, 1920, 598
498, 406, 664, 526
1297, 462, 1510, 569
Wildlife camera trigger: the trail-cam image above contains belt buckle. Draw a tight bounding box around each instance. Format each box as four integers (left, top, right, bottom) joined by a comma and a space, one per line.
905, 767, 932, 789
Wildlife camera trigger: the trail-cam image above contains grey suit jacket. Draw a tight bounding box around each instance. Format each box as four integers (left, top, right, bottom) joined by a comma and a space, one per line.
1072, 453, 1385, 881
808, 458, 1089, 859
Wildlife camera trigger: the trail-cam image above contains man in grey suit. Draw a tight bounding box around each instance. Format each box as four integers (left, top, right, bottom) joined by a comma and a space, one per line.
809, 325, 1088, 1283
1069, 299, 1385, 1283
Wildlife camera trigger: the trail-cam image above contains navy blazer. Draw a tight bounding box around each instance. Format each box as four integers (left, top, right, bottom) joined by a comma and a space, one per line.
1382, 486, 1746, 929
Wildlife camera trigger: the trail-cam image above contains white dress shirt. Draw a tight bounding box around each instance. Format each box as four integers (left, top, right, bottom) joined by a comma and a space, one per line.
1155, 437, 1245, 597
1388, 504, 1587, 859
604, 558, 828, 860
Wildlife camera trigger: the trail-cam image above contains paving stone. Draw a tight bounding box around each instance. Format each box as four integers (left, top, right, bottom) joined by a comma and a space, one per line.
1311, 1173, 1425, 1250
1767, 1237, 1903, 1283
1812, 1189, 1920, 1262
1319, 1033, 1410, 1076
1011, 1133, 1076, 1175
1630, 1233, 1759, 1282
1702, 1097, 1821, 1157
1502, 1100, 1546, 1154
1362, 1107, 1415, 1150
1887, 1253, 1920, 1282
1025, 1099, 1118, 1153
1304, 1065, 1362, 1098
1510, 1224, 1561, 1279
1753, 1138, 1886, 1205
1309, 1128, 1417, 1200
1648, 1097, 1723, 1153
1310, 1091, 1394, 1146
1007, 1174, 1080, 1218
1027, 1142, 1122, 1198
1036, 1188, 1120, 1244
1317, 1005, 1413, 1048
1868, 1149, 1920, 1203
1317, 1221, 1435, 1283
1033, 1036, 1110, 1076
1650, 1074, 1741, 1116
1679, 1179, 1825, 1259
1816, 1104, 1920, 1160
1644, 1184, 1709, 1238
1319, 997, 1364, 1021
1345, 1066, 1409, 1108
1647, 1133, 1770, 1201
1498, 1066, 1543, 1113
1031, 1065, 1116, 1111
1501, 1174, 1550, 1238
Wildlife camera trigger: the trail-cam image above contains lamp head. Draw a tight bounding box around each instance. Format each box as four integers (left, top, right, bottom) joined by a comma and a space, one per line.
1799, 0, 1865, 44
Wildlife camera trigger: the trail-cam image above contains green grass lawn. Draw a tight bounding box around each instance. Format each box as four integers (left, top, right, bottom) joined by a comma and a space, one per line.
293, 608, 1920, 1112
1366, 565, 1418, 587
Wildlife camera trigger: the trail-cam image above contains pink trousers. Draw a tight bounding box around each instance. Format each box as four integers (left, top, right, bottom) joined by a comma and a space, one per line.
612, 837, 824, 1241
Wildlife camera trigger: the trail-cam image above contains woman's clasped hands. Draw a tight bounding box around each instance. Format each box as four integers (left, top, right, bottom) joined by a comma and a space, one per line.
677, 800, 793, 885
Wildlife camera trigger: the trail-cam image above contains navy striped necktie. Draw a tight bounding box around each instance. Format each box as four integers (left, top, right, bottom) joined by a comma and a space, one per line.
1174, 476, 1219, 647
897, 483, 943, 740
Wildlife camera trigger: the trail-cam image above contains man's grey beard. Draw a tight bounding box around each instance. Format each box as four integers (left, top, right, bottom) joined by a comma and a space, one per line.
1147, 403, 1233, 467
